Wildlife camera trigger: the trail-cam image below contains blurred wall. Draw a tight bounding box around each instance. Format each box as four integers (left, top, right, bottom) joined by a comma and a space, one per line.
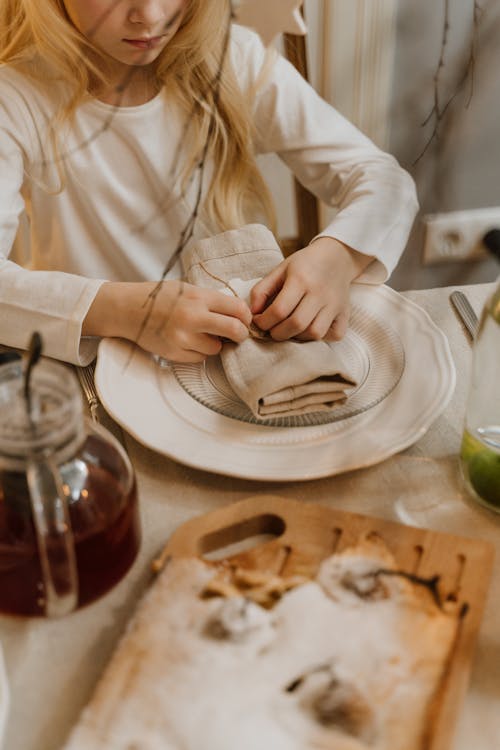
261, 0, 500, 289
389, 0, 500, 288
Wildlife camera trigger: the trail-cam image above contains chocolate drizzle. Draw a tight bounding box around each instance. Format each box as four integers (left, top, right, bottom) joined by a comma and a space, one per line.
285, 661, 376, 742
371, 568, 442, 607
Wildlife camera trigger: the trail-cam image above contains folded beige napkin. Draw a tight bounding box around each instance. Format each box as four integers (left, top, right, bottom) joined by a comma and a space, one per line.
182, 224, 362, 420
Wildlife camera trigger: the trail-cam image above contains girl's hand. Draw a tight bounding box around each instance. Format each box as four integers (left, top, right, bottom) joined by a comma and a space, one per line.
83, 280, 252, 363
250, 238, 372, 342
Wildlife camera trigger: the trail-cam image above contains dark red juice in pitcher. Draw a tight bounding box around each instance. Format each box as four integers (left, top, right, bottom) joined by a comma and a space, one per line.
0, 433, 140, 617
0, 358, 141, 618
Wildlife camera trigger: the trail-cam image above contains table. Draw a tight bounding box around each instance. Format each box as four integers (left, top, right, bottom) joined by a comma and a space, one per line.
1, 282, 499, 750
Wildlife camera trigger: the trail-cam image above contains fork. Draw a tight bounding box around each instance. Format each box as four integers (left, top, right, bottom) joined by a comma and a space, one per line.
75, 363, 100, 422
75, 363, 128, 450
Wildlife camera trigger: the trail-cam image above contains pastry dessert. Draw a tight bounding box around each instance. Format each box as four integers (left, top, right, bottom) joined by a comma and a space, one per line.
63, 536, 458, 750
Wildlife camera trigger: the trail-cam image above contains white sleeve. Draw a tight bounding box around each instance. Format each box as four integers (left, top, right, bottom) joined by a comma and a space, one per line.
0, 77, 104, 365
233, 26, 419, 283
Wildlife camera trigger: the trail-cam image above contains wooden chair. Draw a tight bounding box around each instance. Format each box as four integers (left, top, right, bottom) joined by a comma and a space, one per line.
281, 11, 320, 255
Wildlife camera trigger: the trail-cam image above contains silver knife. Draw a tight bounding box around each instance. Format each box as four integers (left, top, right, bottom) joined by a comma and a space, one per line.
75, 363, 128, 450
449, 291, 479, 343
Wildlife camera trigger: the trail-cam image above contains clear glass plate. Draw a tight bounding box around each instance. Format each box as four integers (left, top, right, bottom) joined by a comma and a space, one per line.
172, 305, 405, 427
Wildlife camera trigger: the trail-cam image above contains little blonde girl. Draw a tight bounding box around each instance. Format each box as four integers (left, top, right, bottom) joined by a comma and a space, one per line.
0, 0, 418, 365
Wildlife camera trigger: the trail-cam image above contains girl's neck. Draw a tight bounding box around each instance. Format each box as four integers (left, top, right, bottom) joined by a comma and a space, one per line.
91, 64, 160, 107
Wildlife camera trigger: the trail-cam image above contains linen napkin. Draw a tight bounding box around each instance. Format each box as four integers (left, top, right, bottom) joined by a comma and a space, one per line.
182, 224, 363, 419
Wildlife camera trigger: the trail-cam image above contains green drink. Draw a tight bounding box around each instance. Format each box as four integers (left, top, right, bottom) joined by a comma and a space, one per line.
460, 272, 500, 512
460, 429, 500, 512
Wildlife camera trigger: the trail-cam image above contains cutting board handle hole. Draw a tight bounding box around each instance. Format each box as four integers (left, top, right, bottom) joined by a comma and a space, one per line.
199, 514, 286, 561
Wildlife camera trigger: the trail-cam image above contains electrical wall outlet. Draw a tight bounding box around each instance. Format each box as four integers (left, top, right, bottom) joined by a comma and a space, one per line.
422, 207, 500, 265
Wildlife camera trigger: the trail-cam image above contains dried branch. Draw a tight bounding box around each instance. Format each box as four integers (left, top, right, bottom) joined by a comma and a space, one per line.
414, 0, 482, 165
123, 7, 235, 367
136, 9, 232, 350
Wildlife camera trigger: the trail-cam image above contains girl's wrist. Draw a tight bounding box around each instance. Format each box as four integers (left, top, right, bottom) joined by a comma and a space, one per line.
82, 280, 179, 342
82, 281, 133, 339
310, 236, 373, 281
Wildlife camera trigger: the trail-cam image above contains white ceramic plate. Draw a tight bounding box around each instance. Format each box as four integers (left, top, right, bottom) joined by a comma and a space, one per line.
95, 285, 456, 481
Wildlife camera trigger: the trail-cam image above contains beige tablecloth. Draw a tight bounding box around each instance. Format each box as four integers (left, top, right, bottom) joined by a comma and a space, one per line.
1, 283, 499, 750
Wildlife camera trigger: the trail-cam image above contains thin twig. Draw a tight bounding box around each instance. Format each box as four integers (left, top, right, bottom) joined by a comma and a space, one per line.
122, 280, 184, 372
199, 261, 239, 296
197, 262, 271, 342
414, 0, 482, 165
127, 9, 234, 364
424, 0, 450, 128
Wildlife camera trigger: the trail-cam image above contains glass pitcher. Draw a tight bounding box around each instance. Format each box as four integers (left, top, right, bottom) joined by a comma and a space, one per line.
0, 357, 140, 617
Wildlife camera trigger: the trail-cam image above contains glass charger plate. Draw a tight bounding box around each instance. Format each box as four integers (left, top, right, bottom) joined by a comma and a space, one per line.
172, 304, 405, 427
95, 285, 456, 481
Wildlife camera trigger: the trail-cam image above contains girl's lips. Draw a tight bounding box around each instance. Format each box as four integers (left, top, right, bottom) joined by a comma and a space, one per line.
123, 36, 165, 49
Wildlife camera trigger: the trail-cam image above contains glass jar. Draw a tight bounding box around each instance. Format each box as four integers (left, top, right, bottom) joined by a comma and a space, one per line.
460, 281, 500, 512
0, 358, 140, 617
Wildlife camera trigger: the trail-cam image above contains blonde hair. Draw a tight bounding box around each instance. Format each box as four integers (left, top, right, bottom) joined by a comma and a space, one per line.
0, 0, 276, 232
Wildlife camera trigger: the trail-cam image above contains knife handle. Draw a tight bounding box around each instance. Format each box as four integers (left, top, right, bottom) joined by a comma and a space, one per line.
450, 291, 478, 342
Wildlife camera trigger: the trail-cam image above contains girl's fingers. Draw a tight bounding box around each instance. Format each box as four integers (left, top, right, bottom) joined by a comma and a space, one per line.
192, 333, 224, 356
252, 277, 304, 332
206, 289, 252, 326
249, 265, 285, 314
163, 335, 222, 364
268, 295, 320, 341
294, 305, 333, 341
324, 308, 350, 341
205, 312, 250, 343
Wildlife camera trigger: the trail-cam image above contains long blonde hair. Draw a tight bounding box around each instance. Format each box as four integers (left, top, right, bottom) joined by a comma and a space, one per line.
0, 0, 276, 232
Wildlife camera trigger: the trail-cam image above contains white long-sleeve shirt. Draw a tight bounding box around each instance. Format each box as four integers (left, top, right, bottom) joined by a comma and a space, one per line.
0, 25, 418, 365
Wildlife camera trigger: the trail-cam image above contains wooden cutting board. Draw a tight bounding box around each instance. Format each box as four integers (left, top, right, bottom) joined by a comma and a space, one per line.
153, 494, 494, 750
